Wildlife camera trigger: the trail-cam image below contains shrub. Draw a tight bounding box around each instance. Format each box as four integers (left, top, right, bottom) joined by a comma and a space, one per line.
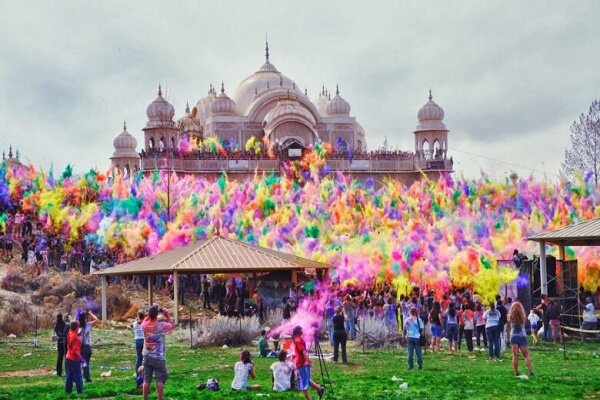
31, 271, 96, 305
0, 298, 53, 336
0, 267, 28, 293
98, 286, 132, 320
356, 318, 402, 349
192, 315, 262, 346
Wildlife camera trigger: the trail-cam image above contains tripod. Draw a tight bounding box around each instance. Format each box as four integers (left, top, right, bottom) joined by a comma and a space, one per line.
313, 335, 334, 395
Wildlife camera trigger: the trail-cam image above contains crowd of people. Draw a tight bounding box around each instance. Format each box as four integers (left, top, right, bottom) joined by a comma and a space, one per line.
139, 144, 418, 162
47, 276, 599, 398
0, 211, 118, 277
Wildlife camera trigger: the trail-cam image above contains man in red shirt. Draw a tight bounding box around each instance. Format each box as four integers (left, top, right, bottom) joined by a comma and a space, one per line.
65, 321, 83, 394
292, 326, 324, 400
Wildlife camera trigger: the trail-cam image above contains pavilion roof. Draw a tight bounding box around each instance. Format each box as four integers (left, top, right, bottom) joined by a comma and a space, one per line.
92, 236, 330, 276
528, 217, 600, 246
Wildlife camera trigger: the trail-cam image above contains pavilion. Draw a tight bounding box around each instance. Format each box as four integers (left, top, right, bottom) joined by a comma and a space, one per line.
528, 217, 600, 295
92, 236, 331, 323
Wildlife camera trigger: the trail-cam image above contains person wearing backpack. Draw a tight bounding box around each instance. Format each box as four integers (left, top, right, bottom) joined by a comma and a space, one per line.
403, 307, 424, 370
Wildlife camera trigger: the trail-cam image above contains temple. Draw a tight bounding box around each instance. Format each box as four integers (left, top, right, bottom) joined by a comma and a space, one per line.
110, 42, 452, 184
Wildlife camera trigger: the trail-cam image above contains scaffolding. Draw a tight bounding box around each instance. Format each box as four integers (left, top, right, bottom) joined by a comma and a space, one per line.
529, 256, 582, 334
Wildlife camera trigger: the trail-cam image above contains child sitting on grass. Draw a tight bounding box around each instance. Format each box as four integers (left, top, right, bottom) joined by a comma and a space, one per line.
270, 350, 295, 392
231, 350, 261, 391
258, 329, 277, 358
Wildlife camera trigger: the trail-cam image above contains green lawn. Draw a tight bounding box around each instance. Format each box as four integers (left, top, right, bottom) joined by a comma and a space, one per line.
0, 330, 599, 400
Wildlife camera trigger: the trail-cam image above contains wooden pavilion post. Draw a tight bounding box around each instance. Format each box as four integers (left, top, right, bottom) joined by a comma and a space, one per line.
539, 240, 548, 295
173, 271, 179, 324
101, 275, 108, 322
148, 274, 153, 306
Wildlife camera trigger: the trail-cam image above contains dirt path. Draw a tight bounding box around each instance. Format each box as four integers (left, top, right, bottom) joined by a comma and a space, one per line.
0, 368, 53, 378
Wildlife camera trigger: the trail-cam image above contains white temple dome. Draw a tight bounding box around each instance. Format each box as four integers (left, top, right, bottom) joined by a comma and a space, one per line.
211, 83, 236, 114
146, 86, 175, 126
112, 122, 139, 158
326, 86, 351, 115
415, 91, 448, 132
232, 42, 300, 115
313, 87, 329, 115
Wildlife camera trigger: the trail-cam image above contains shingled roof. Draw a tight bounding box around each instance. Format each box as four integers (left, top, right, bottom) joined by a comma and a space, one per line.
528, 217, 600, 246
92, 236, 330, 276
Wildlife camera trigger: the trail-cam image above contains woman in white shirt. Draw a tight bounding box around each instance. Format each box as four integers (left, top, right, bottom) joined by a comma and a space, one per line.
527, 309, 540, 345
270, 350, 295, 391
231, 350, 260, 390
582, 298, 598, 341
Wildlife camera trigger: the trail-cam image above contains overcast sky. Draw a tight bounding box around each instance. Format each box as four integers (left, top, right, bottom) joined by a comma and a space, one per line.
0, 1, 598, 180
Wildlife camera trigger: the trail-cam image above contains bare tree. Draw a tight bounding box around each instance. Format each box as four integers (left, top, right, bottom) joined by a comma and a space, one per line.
562, 100, 600, 185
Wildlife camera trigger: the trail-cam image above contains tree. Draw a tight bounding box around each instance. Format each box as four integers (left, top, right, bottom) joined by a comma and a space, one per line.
562, 100, 600, 185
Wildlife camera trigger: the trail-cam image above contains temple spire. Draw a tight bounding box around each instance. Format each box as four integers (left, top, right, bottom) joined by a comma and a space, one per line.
221, 81, 225, 94
265, 36, 270, 63
429, 88, 432, 101
123, 120, 127, 131
185, 102, 190, 114
158, 84, 162, 97
336, 84, 339, 96
8, 145, 13, 159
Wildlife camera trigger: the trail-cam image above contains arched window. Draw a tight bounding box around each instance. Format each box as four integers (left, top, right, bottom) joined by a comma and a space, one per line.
159, 137, 165, 150
356, 140, 362, 151
422, 140, 431, 159
170, 137, 176, 149
149, 137, 155, 149
433, 140, 441, 159
124, 164, 131, 178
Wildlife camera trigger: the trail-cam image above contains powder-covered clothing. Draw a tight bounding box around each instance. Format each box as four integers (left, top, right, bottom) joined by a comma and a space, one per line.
292, 336, 308, 368
484, 309, 500, 328
403, 316, 423, 339
528, 313, 541, 327
133, 321, 144, 341
231, 361, 253, 390
474, 310, 486, 326
583, 303, 597, 323
270, 361, 294, 391
80, 323, 93, 346
446, 312, 458, 325
462, 310, 475, 330
66, 330, 82, 362
141, 317, 174, 361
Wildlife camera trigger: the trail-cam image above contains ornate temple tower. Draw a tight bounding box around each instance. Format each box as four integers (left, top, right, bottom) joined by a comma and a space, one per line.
414, 90, 448, 159
111, 122, 140, 176
143, 85, 178, 151
177, 102, 203, 143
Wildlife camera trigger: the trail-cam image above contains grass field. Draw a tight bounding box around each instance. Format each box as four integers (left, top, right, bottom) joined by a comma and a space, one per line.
0, 329, 599, 400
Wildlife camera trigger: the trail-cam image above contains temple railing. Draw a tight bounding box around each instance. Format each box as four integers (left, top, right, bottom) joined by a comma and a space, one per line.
141, 156, 452, 173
